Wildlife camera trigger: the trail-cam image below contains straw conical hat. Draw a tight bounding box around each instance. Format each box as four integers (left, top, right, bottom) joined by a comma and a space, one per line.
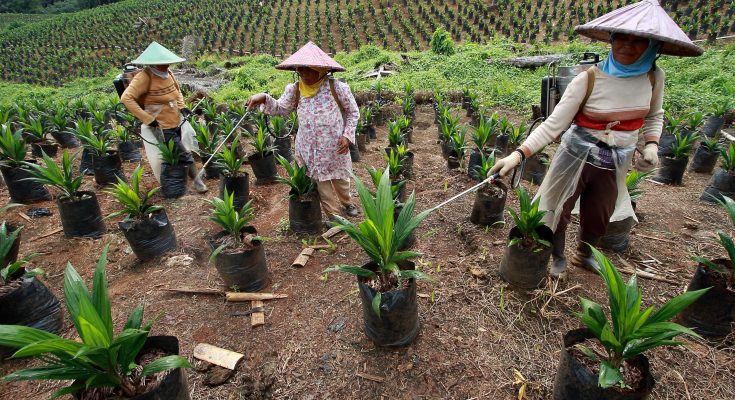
131, 41, 186, 65
575, 0, 703, 57
275, 42, 345, 72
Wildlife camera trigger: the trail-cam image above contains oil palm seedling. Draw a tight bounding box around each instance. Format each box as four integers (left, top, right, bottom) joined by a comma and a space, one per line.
325, 169, 433, 346
208, 190, 269, 292
701, 143, 735, 203
158, 139, 188, 199
77, 123, 125, 186
0, 125, 51, 203
0, 246, 192, 398
553, 248, 707, 398
654, 131, 696, 185
387, 119, 405, 150
21, 116, 58, 158
499, 187, 553, 289
447, 128, 467, 169
193, 118, 222, 179
702, 100, 732, 137
107, 166, 176, 261
216, 137, 250, 209
276, 155, 320, 234
0, 219, 61, 361
689, 135, 720, 173
23, 150, 106, 238
113, 124, 141, 161
248, 126, 277, 183
47, 104, 79, 148
680, 194, 735, 337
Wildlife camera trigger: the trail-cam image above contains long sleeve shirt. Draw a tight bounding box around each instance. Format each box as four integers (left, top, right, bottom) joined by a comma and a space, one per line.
263, 80, 359, 181
520, 67, 665, 158
121, 68, 185, 130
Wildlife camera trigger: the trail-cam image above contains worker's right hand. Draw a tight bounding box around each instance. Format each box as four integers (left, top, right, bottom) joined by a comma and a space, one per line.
247, 93, 267, 111
489, 151, 522, 177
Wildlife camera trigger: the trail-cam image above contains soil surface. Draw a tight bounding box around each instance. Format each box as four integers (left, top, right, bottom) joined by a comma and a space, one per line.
1, 104, 734, 399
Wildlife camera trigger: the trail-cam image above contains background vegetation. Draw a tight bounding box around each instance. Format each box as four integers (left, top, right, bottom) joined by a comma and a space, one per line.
0, 0, 733, 85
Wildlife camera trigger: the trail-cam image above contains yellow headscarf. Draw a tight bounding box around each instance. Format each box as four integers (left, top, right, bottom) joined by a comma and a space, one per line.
298, 67, 329, 98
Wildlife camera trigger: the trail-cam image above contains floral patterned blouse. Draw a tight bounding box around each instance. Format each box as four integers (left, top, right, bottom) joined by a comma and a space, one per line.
263, 79, 359, 182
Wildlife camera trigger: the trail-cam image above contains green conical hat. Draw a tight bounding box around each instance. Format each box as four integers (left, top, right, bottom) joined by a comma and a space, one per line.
131, 41, 186, 65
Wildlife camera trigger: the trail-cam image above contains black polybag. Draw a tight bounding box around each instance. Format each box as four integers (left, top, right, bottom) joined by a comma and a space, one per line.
0, 276, 63, 360
219, 174, 250, 210
358, 262, 419, 347
208, 227, 269, 292
57, 191, 106, 238
1, 164, 51, 204
288, 191, 322, 234
160, 163, 188, 199
92, 151, 126, 186
119, 209, 177, 261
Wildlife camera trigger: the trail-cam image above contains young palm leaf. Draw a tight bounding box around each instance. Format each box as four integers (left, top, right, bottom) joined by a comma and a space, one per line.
577, 247, 708, 389
106, 166, 162, 220
0, 125, 28, 167
214, 138, 245, 177
23, 150, 83, 201
507, 187, 549, 249
325, 168, 434, 302
275, 155, 315, 198
0, 245, 192, 398
208, 189, 255, 246
158, 140, 181, 166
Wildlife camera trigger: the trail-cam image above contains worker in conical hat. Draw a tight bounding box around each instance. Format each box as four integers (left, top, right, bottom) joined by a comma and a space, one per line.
121, 41, 208, 193
490, 0, 702, 278
248, 42, 360, 222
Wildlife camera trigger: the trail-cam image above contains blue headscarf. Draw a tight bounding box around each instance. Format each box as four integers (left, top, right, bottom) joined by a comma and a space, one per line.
599, 36, 661, 78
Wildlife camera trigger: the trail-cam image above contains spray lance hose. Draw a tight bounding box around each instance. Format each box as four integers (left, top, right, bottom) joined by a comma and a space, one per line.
423, 116, 544, 213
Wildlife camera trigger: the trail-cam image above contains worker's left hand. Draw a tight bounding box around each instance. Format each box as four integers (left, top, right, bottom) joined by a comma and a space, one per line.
180, 108, 193, 120
337, 136, 350, 155
636, 142, 659, 172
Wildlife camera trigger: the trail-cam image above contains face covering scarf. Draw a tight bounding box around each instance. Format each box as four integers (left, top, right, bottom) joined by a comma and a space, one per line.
599, 37, 661, 78
298, 67, 329, 98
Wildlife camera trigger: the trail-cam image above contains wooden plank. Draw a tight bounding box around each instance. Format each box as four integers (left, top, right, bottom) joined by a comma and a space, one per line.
164, 287, 224, 295
17, 212, 31, 222
225, 292, 288, 302
251, 300, 264, 327
322, 226, 343, 240
193, 343, 244, 370
31, 227, 63, 241
356, 371, 385, 383
309, 244, 332, 250
292, 247, 315, 268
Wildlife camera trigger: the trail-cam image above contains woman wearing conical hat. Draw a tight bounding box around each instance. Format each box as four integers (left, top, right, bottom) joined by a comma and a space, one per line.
121, 41, 208, 193
490, 0, 702, 278
248, 42, 360, 221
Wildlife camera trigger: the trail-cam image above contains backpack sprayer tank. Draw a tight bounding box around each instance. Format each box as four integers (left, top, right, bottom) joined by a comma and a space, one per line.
113, 63, 143, 98
540, 52, 600, 119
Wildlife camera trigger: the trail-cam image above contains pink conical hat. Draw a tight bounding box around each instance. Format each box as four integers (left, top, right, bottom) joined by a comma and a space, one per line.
275, 41, 346, 72
575, 0, 703, 57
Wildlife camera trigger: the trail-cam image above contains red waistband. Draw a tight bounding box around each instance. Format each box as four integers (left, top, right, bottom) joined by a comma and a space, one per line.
574, 112, 645, 131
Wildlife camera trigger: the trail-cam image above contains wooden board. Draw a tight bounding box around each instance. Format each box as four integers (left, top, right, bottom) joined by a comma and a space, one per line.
193, 343, 244, 370
291, 247, 315, 268
251, 300, 264, 327
322, 226, 343, 240
225, 292, 288, 302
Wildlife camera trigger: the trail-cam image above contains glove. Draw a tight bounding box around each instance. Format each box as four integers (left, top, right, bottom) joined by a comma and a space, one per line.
489, 150, 522, 178
636, 142, 658, 172
148, 119, 159, 128
181, 108, 193, 120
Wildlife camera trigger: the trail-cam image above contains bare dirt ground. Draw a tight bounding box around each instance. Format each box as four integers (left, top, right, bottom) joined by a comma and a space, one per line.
0, 104, 734, 399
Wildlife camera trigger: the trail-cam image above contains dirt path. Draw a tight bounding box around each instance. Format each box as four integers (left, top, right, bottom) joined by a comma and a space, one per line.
0, 104, 733, 399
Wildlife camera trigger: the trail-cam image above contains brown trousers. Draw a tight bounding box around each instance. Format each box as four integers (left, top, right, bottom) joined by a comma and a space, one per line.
552, 162, 618, 261
316, 179, 352, 219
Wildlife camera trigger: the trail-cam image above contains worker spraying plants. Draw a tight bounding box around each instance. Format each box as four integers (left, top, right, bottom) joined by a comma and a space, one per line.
490, 0, 703, 279
120, 41, 208, 194
247, 42, 360, 223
